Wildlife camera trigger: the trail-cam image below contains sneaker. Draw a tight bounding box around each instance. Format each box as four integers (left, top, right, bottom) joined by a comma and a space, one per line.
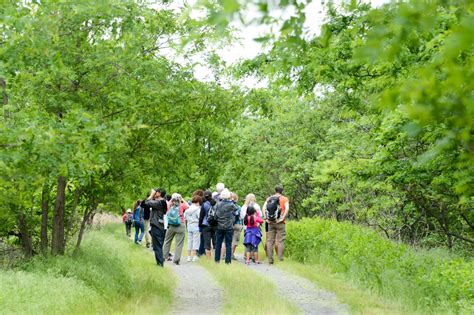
173, 261, 180, 265
231, 255, 237, 260
245, 260, 250, 266
187, 256, 191, 262
192, 256, 199, 262
167, 256, 173, 262
255, 261, 261, 264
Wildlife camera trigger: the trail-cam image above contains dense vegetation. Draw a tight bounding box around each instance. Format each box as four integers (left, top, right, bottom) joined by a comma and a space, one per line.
286, 218, 473, 313
0, 0, 472, 278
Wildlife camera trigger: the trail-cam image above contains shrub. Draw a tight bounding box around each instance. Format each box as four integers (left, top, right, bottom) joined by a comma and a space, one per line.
286, 218, 474, 313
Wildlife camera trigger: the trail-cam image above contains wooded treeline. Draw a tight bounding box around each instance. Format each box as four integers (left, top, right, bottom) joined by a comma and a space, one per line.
0, 0, 472, 258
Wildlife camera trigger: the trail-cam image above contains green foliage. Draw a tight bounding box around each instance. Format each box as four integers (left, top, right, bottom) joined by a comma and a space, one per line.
0, 224, 174, 314
286, 218, 474, 313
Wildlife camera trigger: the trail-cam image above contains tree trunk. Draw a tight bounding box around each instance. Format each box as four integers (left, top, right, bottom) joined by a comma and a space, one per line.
40, 184, 50, 253
66, 188, 81, 240
51, 176, 66, 255
17, 212, 33, 258
73, 208, 94, 256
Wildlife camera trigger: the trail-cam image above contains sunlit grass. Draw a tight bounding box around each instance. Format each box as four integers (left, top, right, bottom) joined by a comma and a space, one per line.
200, 258, 298, 315
0, 224, 174, 314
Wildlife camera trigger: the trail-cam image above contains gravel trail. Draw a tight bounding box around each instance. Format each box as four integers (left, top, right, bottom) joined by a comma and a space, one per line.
166, 259, 223, 315
238, 256, 349, 314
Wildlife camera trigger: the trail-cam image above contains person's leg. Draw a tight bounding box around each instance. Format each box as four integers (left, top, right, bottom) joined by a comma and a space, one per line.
214, 229, 224, 263
173, 225, 185, 264
245, 244, 251, 264
202, 227, 211, 259
276, 222, 286, 261
187, 230, 193, 260
163, 227, 176, 260
138, 222, 145, 243
134, 222, 140, 243
231, 224, 241, 259
192, 231, 200, 261
144, 219, 151, 247
224, 229, 233, 264
266, 223, 277, 264
151, 226, 165, 266
198, 232, 205, 256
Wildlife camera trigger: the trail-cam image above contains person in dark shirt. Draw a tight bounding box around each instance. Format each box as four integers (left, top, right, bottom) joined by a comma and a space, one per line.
145, 188, 167, 267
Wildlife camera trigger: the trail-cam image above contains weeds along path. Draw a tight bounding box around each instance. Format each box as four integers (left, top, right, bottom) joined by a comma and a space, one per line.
166, 258, 223, 315
237, 256, 349, 315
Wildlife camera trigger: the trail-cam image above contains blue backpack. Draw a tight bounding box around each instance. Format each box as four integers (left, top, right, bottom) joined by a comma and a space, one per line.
167, 205, 181, 227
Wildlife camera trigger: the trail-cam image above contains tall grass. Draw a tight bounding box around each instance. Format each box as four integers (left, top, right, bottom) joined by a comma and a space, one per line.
286, 218, 474, 313
0, 224, 174, 314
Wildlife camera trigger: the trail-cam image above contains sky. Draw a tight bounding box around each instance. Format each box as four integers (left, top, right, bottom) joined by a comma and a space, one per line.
154, 0, 391, 87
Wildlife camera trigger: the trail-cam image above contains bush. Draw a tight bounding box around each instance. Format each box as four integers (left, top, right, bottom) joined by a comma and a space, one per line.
286, 218, 474, 313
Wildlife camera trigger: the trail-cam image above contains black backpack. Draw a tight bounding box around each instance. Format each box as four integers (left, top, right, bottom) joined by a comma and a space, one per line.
207, 205, 218, 227
266, 196, 281, 222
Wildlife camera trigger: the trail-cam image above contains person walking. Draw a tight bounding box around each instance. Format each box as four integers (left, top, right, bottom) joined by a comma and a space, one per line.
133, 200, 144, 245
243, 205, 263, 265
145, 188, 168, 267
214, 189, 237, 264
141, 197, 152, 248
230, 192, 243, 260
242, 193, 262, 262
263, 185, 289, 264
163, 193, 188, 265
184, 195, 202, 262
199, 190, 216, 259
122, 208, 133, 237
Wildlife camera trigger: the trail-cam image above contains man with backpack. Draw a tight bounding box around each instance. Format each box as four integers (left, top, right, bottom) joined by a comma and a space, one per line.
141, 197, 152, 248
263, 185, 289, 264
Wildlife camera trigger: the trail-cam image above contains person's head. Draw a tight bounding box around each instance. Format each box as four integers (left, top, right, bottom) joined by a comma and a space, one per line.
220, 189, 231, 200
165, 194, 171, 202
192, 189, 204, 197
216, 183, 225, 193
171, 193, 181, 204
246, 205, 256, 216
212, 191, 218, 200
203, 190, 212, 201
134, 200, 141, 208
245, 193, 256, 205
230, 192, 238, 202
127, 208, 132, 214
275, 185, 284, 194
154, 188, 166, 199
192, 195, 202, 205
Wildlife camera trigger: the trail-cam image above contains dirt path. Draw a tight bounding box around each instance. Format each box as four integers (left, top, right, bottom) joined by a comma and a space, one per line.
237, 256, 349, 314
166, 259, 223, 315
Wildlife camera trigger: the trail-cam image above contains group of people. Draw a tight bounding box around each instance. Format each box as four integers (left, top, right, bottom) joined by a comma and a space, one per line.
122, 183, 289, 266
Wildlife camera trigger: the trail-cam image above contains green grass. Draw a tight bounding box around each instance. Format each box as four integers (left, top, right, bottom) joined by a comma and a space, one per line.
200, 258, 298, 315
279, 261, 410, 315
0, 224, 175, 314
286, 218, 474, 314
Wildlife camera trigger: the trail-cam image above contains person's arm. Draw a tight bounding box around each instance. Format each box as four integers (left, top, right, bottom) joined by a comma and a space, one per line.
277, 198, 290, 223
240, 205, 247, 220
255, 216, 264, 224
262, 200, 268, 222
198, 205, 205, 227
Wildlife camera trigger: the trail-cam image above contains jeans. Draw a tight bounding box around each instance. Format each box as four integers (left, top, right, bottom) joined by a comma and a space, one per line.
151, 225, 166, 266
215, 229, 233, 264
125, 222, 132, 237
134, 221, 144, 243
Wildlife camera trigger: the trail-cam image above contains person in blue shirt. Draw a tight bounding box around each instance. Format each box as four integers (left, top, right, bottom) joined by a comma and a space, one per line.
132, 200, 144, 245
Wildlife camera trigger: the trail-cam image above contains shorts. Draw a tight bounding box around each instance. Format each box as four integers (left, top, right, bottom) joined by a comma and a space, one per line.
245, 244, 258, 253
232, 224, 242, 246
202, 226, 215, 251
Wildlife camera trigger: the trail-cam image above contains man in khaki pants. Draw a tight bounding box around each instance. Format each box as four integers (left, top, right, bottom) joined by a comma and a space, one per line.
263, 185, 289, 264
141, 199, 152, 248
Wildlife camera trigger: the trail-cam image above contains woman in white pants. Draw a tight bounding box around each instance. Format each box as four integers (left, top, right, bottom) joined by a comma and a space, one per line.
184, 195, 202, 262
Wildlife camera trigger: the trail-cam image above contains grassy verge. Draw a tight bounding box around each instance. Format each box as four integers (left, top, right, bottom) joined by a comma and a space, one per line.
200, 258, 298, 315
0, 224, 174, 314
286, 218, 474, 314
279, 260, 410, 315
